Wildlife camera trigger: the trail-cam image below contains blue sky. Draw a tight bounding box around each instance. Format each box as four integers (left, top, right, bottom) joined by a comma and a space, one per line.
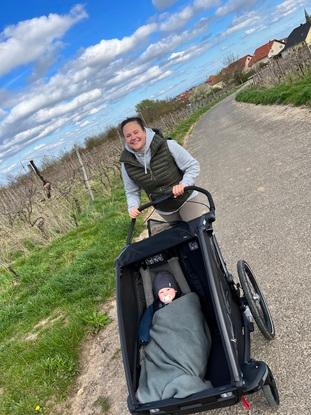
1, 0, 310, 183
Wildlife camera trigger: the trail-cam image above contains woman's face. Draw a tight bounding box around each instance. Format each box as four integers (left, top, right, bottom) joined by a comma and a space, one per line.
123, 121, 146, 152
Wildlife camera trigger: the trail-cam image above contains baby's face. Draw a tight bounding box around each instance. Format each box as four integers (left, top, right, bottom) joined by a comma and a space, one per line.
158, 287, 176, 304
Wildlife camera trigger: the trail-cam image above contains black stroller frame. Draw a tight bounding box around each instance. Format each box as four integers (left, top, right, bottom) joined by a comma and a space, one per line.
116, 186, 279, 414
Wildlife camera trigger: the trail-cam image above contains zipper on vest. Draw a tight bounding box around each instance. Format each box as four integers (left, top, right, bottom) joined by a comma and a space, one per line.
149, 167, 155, 180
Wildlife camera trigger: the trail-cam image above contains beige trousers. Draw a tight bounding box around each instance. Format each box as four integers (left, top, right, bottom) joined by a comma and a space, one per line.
158, 194, 208, 222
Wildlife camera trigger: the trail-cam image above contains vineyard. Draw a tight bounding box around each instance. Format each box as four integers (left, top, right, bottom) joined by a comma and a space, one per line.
0, 87, 231, 265
252, 43, 311, 87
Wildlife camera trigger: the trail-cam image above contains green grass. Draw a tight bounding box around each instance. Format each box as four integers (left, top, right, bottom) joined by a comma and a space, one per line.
0, 92, 232, 415
236, 74, 311, 106
0, 182, 145, 415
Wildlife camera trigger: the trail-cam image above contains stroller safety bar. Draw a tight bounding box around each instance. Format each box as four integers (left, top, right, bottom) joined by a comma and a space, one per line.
126, 186, 215, 245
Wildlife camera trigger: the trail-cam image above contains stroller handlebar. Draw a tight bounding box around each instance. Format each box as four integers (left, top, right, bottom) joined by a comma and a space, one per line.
126, 186, 215, 245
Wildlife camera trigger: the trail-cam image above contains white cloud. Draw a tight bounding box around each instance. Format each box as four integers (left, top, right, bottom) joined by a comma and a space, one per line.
105, 66, 172, 102
194, 0, 220, 8
245, 25, 266, 35
274, 0, 306, 18
30, 140, 66, 155
167, 41, 209, 63
1, 4, 211, 144
106, 64, 150, 86
77, 120, 91, 128
159, 0, 218, 31
34, 89, 102, 122
245, 27, 256, 35
32, 117, 70, 141
0, 162, 17, 175
152, 0, 178, 9
160, 5, 195, 31
225, 11, 261, 34
33, 144, 46, 151
0, 0, 245, 169
7, 125, 44, 147
216, 0, 259, 16
142, 33, 185, 60
77, 22, 157, 68
0, 4, 87, 77
142, 17, 209, 61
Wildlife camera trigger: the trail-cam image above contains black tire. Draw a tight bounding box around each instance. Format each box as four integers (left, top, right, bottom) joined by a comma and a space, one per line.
262, 368, 280, 408
237, 260, 275, 340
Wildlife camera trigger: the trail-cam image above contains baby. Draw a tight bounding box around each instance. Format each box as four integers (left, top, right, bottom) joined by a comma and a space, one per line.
154, 270, 180, 304
136, 270, 212, 402
138, 271, 180, 345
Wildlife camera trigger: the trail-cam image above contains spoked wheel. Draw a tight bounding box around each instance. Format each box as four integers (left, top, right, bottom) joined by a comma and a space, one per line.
262, 367, 280, 408
237, 260, 275, 340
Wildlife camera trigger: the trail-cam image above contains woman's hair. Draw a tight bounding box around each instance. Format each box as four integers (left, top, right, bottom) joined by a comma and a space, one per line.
120, 116, 145, 136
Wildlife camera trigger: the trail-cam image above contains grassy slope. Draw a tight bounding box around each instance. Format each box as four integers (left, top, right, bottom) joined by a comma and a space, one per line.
0, 92, 233, 415
236, 74, 311, 106
0, 185, 141, 414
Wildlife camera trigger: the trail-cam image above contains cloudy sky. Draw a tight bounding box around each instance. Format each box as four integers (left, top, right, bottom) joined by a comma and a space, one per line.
0, 0, 310, 183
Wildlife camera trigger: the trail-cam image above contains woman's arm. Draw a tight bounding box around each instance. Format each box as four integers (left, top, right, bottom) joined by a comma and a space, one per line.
167, 140, 200, 186
121, 163, 142, 213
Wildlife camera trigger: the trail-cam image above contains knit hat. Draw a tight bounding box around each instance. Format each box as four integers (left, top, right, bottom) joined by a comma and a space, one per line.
153, 271, 179, 295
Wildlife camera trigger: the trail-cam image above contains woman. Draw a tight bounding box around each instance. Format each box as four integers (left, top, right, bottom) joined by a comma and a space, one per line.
119, 116, 206, 221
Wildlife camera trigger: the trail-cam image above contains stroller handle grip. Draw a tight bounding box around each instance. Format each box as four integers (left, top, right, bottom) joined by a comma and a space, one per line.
126, 186, 215, 245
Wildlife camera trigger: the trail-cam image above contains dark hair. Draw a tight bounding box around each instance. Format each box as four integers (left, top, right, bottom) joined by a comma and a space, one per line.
120, 117, 145, 136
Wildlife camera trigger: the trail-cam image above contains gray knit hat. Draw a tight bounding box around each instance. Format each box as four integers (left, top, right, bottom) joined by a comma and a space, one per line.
153, 271, 179, 295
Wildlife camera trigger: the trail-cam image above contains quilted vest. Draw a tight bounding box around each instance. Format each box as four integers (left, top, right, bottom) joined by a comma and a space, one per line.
120, 135, 192, 212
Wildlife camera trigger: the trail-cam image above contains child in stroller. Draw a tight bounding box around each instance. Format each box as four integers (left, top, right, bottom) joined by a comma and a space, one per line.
136, 271, 212, 403
116, 186, 279, 414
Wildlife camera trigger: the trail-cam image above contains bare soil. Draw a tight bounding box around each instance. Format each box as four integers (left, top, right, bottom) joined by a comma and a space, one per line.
55, 298, 129, 415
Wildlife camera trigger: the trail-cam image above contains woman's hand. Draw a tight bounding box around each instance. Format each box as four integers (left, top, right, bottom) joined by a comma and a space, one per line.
172, 183, 185, 198
129, 207, 141, 219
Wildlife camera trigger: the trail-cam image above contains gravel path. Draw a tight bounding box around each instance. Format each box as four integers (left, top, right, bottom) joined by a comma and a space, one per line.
186, 94, 311, 414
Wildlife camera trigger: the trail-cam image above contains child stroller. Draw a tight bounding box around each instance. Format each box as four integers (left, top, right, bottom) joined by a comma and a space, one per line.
115, 186, 279, 414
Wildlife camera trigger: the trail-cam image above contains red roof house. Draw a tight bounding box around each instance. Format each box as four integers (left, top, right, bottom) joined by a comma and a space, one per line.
226, 55, 253, 73
249, 40, 285, 67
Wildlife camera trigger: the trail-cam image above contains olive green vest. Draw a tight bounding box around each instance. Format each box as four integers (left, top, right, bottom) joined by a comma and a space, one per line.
120, 135, 191, 212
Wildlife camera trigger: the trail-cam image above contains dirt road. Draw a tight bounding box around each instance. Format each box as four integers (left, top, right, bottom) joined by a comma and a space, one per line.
62, 95, 311, 415
186, 95, 311, 414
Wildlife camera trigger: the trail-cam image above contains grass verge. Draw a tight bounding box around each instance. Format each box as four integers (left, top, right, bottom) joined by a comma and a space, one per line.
0, 91, 232, 415
236, 74, 311, 107
0, 183, 146, 415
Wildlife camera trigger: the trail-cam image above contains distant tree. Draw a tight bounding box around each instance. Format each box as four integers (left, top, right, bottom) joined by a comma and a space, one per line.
135, 99, 184, 124
84, 126, 119, 150
189, 84, 212, 103
222, 52, 239, 67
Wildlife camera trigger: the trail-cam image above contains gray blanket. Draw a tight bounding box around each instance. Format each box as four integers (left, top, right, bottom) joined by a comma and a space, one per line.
136, 292, 212, 403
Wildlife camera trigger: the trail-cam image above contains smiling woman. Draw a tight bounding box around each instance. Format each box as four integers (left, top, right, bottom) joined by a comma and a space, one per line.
119, 116, 207, 221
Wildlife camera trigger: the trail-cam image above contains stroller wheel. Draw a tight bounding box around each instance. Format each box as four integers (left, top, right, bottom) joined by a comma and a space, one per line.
262, 367, 280, 408
237, 260, 275, 340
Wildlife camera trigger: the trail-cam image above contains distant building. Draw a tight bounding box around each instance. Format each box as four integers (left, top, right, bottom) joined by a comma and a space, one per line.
176, 89, 192, 102
249, 40, 286, 68
225, 55, 253, 74
281, 9, 311, 57
206, 74, 224, 89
